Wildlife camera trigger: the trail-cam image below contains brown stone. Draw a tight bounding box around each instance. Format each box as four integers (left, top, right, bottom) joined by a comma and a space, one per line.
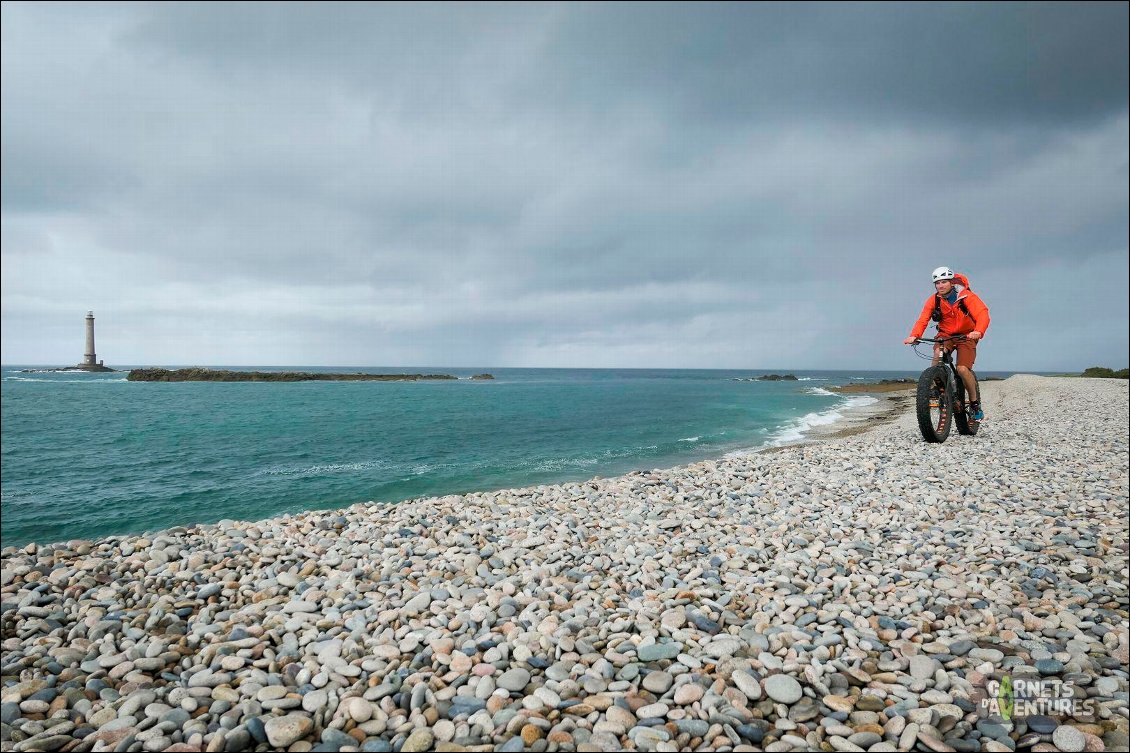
855, 696, 887, 712
521, 724, 544, 745
587, 694, 615, 711
1082, 732, 1106, 752
624, 695, 648, 712
564, 704, 596, 716
918, 732, 957, 752
87, 728, 134, 748
822, 695, 855, 713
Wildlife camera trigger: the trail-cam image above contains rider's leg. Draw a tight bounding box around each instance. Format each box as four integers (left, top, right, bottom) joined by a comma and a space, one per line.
956, 365, 978, 403
955, 342, 978, 402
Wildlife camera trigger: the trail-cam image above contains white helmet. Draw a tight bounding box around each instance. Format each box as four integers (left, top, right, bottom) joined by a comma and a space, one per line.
931, 266, 956, 282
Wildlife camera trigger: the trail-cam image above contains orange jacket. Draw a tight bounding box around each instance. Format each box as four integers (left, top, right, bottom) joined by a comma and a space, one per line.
909, 273, 991, 339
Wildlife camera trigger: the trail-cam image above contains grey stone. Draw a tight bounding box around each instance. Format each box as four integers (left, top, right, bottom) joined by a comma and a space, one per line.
1051, 726, 1086, 753
642, 671, 673, 694
637, 643, 683, 662
1, 703, 21, 725
676, 719, 710, 738
1026, 715, 1058, 734
949, 640, 976, 656
763, 675, 803, 704
264, 714, 313, 748
1035, 659, 1064, 676
909, 656, 940, 680
497, 668, 531, 692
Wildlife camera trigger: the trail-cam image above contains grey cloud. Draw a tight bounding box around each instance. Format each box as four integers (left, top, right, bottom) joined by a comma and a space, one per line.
2, 2, 1127, 371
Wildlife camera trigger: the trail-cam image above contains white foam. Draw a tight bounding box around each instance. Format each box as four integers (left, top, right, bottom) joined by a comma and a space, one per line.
258, 460, 391, 478
678, 436, 701, 443
534, 456, 602, 472
725, 394, 882, 457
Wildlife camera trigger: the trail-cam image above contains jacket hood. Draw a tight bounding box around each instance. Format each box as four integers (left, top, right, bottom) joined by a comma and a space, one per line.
953, 272, 971, 291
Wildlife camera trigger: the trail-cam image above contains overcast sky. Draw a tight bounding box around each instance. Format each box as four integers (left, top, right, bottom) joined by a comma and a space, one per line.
2, 2, 1127, 371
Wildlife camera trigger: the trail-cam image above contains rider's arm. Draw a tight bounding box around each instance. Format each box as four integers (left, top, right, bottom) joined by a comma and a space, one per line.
908, 296, 934, 340
965, 292, 990, 337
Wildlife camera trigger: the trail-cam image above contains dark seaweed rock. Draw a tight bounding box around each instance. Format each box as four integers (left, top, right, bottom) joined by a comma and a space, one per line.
127, 368, 460, 382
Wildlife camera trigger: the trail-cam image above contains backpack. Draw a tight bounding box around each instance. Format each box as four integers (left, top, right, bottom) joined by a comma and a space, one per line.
932, 294, 971, 324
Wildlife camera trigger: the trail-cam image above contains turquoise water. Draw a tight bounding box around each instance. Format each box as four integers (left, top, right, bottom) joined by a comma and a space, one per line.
3, 366, 924, 548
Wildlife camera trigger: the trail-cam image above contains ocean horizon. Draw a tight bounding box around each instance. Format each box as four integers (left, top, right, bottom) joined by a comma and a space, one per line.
2, 364, 1027, 548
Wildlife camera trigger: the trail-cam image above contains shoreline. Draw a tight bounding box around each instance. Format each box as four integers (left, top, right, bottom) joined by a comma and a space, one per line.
2, 376, 1127, 753
747, 387, 914, 455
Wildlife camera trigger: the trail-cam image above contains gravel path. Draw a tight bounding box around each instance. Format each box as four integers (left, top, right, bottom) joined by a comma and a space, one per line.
2, 375, 1127, 753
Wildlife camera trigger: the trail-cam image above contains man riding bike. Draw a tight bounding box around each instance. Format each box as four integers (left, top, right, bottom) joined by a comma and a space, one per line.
903, 267, 991, 420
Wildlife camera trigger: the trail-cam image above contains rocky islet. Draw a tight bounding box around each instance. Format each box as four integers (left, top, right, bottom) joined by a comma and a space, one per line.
1, 375, 1127, 752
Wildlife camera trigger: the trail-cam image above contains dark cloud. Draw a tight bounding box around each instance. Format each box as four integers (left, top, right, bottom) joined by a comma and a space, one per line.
537, 3, 1129, 127
2, 2, 1127, 370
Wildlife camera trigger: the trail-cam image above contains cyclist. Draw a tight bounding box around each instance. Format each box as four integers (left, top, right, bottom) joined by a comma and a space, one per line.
903, 267, 991, 420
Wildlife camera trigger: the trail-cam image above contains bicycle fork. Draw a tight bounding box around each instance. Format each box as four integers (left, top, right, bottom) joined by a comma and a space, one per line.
929, 367, 958, 411
946, 366, 967, 413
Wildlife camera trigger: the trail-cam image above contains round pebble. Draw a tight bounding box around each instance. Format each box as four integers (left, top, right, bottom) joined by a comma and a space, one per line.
763, 675, 803, 704
1052, 725, 1087, 753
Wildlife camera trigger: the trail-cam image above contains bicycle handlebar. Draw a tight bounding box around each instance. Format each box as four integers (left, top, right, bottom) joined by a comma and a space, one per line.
914, 335, 969, 343
910, 334, 971, 361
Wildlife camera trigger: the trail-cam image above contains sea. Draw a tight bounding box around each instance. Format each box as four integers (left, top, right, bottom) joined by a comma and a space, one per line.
0, 365, 1011, 549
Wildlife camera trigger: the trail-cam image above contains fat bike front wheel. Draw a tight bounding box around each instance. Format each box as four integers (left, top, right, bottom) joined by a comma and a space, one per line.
916, 366, 953, 443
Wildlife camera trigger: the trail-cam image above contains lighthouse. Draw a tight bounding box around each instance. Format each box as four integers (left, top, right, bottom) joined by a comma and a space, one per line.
71, 311, 113, 372
84, 311, 98, 366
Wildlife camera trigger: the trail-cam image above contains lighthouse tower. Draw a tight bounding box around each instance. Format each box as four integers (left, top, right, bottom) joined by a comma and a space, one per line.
83, 311, 98, 366
72, 311, 112, 371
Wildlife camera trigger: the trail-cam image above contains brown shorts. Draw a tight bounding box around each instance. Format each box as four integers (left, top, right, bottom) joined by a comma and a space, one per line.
936, 338, 977, 369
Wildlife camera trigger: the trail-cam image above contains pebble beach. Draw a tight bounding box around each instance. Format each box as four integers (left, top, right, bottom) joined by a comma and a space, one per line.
2, 374, 1127, 753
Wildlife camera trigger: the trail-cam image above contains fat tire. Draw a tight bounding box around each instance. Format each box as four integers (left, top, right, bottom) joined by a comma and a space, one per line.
916, 366, 952, 443
955, 369, 980, 436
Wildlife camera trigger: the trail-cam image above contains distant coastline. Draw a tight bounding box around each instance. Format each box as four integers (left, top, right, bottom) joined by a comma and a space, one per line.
126, 368, 494, 382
